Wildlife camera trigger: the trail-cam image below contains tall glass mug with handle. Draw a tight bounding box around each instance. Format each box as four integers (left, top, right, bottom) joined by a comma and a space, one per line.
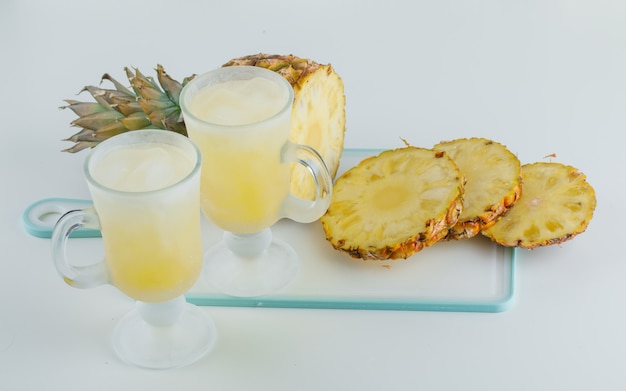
180, 66, 332, 297
51, 129, 216, 369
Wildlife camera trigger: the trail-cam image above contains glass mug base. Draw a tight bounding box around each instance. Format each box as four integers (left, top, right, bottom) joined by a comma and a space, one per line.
203, 229, 299, 297
111, 296, 217, 369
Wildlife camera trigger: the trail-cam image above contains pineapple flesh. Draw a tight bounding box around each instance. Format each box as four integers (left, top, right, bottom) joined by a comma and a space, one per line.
320, 147, 464, 260
482, 162, 596, 249
433, 138, 522, 239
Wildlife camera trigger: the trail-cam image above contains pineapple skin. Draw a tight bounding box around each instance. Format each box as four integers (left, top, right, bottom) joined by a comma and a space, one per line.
321, 147, 464, 260
482, 162, 596, 249
446, 186, 521, 239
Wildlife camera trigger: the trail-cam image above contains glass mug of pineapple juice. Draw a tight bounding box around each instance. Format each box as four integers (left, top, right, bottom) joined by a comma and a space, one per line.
51, 130, 216, 369
179, 65, 332, 297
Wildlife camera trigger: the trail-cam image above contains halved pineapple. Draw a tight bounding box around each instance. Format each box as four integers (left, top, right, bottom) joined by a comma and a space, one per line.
482, 162, 596, 249
223, 54, 346, 200
433, 138, 522, 239
320, 147, 464, 260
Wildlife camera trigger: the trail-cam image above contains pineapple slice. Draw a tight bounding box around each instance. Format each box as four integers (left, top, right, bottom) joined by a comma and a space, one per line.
320, 147, 464, 260
224, 54, 346, 200
482, 162, 596, 249
433, 138, 522, 239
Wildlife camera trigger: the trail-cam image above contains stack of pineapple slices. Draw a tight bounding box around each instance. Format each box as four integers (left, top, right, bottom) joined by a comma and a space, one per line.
321, 137, 596, 260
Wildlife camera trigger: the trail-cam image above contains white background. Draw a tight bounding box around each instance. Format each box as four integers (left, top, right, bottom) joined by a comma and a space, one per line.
1, 1, 625, 389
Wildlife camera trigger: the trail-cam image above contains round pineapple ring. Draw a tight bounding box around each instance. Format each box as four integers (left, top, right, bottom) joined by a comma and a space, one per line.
320, 147, 464, 260
482, 162, 596, 249
433, 138, 522, 240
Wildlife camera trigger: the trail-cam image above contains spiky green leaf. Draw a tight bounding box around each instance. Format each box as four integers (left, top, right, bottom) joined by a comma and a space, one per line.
70, 110, 125, 130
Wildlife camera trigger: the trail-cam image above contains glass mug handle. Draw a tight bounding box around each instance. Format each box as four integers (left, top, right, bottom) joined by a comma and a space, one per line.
281, 142, 333, 223
51, 208, 109, 289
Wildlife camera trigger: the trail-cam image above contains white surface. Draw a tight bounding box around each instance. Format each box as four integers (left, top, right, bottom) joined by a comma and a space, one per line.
1, 0, 625, 389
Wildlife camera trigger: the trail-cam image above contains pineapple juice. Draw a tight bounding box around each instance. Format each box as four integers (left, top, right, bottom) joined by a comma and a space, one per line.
88, 143, 203, 302
186, 77, 292, 234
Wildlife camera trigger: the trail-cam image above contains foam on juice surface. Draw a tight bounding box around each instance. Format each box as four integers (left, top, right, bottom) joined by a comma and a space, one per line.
92, 143, 194, 192
188, 77, 287, 125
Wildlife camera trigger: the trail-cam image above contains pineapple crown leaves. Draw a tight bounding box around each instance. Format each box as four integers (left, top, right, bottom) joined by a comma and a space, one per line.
60, 64, 193, 153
